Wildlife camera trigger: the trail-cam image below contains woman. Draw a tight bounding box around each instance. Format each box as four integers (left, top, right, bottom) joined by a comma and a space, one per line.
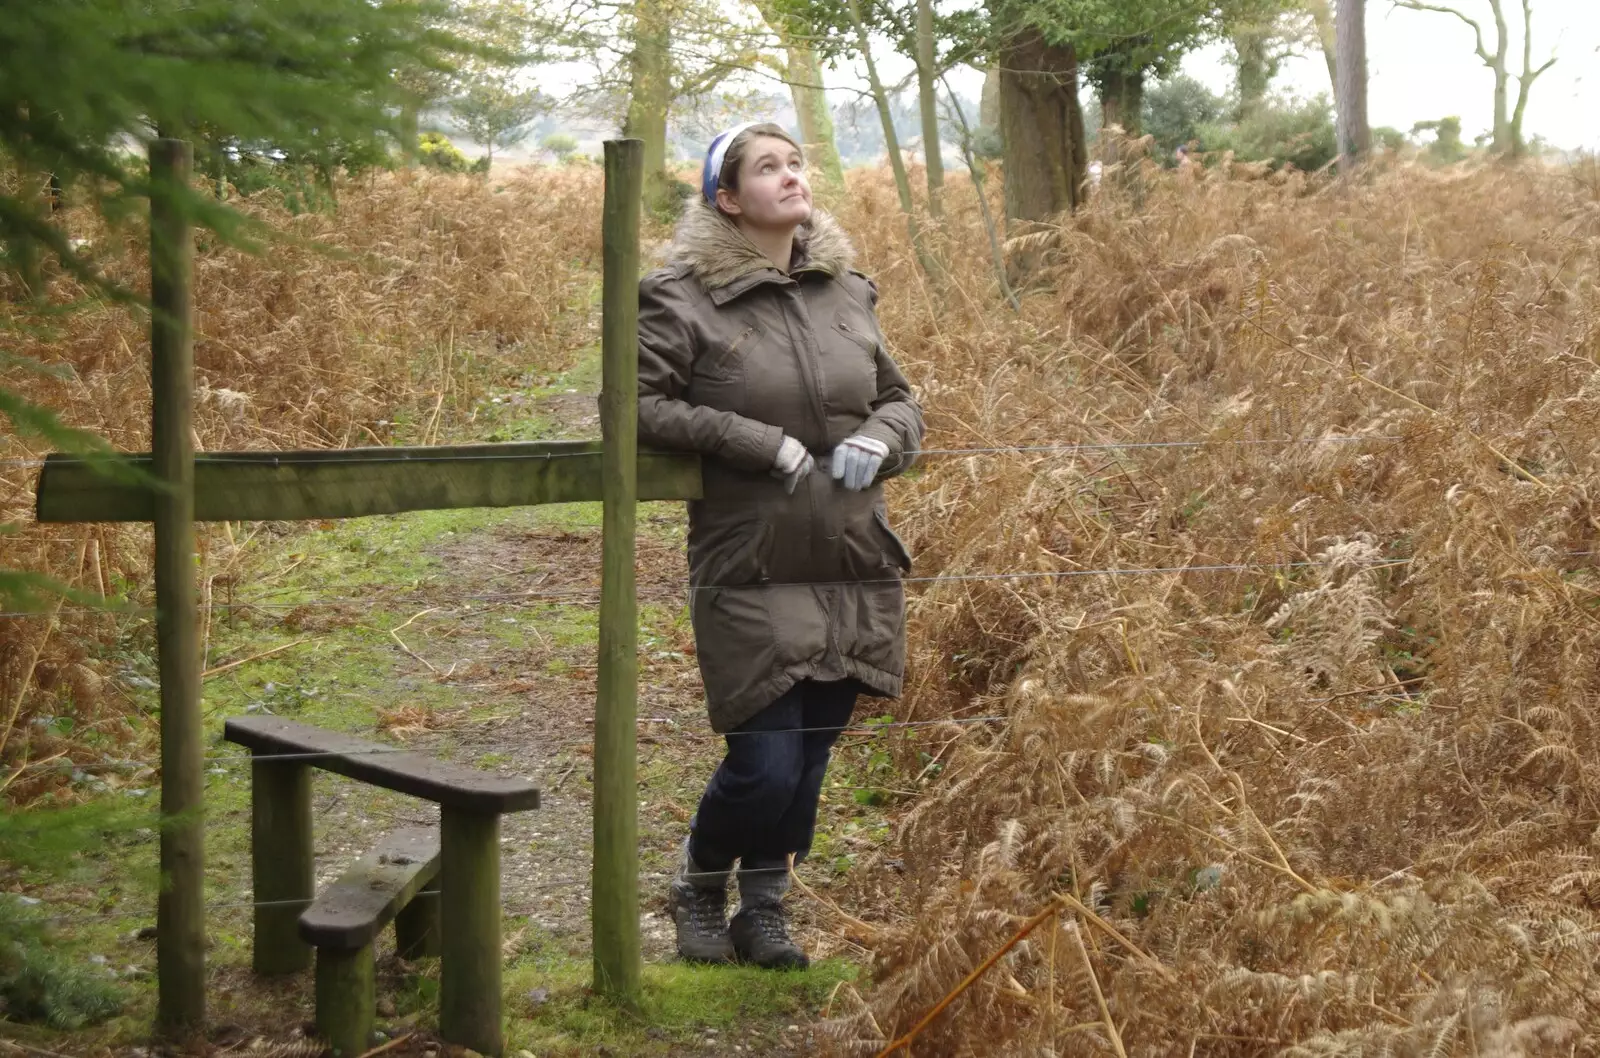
637, 122, 924, 969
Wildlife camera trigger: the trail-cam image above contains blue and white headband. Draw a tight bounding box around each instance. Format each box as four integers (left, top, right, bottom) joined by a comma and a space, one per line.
700, 121, 760, 206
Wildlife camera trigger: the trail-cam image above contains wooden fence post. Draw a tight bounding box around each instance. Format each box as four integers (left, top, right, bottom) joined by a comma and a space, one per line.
439, 808, 502, 1055
251, 757, 313, 973
593, 137, 643, 1004
394, 879, 440, 959
150, 137, 205, 1032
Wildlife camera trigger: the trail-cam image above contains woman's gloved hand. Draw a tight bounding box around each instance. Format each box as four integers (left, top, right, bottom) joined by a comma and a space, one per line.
770, 435, 815, 495
830, 435, 889, 491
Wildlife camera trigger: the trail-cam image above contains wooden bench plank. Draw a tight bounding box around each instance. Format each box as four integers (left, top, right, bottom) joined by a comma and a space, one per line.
224, 715, 539, 814
299, 828, 441, 951
34, 440, 703, 523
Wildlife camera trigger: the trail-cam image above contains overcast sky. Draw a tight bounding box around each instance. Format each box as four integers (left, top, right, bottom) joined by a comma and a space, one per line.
532, 0, 1598, 154
872, 0, 1599, 152
1198, 0, 1597, 149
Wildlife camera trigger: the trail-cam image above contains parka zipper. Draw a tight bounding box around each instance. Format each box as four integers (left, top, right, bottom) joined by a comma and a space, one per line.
784, 286, 833, 444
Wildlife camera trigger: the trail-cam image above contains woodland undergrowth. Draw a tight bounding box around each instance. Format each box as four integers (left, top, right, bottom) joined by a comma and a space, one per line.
822, 158, 1600, 1056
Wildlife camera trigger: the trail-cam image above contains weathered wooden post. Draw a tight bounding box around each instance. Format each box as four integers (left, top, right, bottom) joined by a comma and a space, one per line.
593, 137, 643, 1004
439, 808, 502, 1053
149, 137, 205, 1031
394, 880, 440, 959
251, 756, 313, 973
315, 948, 374, 1058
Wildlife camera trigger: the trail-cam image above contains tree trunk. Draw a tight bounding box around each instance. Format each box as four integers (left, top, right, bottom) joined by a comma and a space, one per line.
399, 100, 420, 168
784, 34, 845, 195
940, 76, 1018, 310
915, 0, 943, 217
1233, 26, 1272, 121
623, 0, 674, 212
754, 2, 844, 193
998, 26, 1084, 224
1097, 61, 1145, 201
1304, 0, 1339, 96
1487, 0, 1511, 153
980, 64, 1000, 130
9, 147, 46, 300
845, 0, 936, 278
1490, 64, 1510, 154
1509, 0, 1554, 158
1097, 65, 1144, 138
1335, 0, 1370, 171
1069, 73, 1088, 192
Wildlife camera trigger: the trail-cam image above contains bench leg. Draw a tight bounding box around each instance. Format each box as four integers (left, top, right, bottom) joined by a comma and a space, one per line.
315, 944, 374, 1058
251, 757, 313, 974
394, 879, 440, 959
440, 808, 502, 1056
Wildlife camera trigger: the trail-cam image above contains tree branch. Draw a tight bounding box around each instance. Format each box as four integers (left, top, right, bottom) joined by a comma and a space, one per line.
1519, 0, 1555, 85
1391, 0, 1492, 65
667, 50, 877, 101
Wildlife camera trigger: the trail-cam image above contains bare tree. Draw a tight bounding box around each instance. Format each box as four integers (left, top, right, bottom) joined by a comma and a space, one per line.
1391, 0, 1556, 157
914, 0, 943, 217
843, 0, 938, 278
749, 2, 845, 195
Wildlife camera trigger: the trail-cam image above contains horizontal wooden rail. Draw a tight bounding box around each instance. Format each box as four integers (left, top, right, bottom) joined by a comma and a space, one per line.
35, 440, 702, 523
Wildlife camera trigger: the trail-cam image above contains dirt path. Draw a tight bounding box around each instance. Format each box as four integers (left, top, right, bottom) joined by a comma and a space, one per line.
211, 390, 863, 1056
294, 390, 711, 958
9, 378, 882, 1057
340, 511, 711, 954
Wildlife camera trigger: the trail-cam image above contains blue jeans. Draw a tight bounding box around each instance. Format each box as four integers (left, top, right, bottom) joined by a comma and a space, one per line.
688, 679, 860, 873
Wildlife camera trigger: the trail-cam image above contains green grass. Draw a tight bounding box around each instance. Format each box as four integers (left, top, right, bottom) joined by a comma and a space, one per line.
232, 505, 544, 603
8, 341, 879, 1050
502, 931, 857, 1054
468, 339, 604, 444
10, 476, 876, 1046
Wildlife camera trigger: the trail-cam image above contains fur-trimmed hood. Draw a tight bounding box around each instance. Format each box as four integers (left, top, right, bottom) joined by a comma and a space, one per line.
666, 199, 856, 290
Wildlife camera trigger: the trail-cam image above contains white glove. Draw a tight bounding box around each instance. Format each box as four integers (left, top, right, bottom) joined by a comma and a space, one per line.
830, 434, 889, 491
770, 435, 815, 495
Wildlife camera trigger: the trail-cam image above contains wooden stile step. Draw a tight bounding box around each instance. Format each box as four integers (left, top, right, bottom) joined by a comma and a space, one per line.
299, 827, 441, 951
225, 714, 539, 814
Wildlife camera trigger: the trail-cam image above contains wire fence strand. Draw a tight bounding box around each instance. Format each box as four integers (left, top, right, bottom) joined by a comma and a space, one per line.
32, 868, 794, 927
7, 546, 1599, 621
0, 432, 1401, 472
5, 714, 1014, 782
4, 428, 1592, 929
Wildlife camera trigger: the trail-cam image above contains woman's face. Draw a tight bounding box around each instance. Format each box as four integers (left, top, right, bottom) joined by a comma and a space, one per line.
717, 135, 812, 231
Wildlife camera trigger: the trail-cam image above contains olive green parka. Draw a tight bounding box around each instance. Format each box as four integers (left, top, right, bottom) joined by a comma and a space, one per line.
637, 201, 924, 732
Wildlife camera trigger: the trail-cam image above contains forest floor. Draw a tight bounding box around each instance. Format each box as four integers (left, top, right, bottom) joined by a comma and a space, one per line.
4, 348, 904, 1057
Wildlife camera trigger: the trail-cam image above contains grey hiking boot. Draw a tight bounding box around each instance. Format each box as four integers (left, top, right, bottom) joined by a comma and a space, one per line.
730, 865, 809, 970
667, 841, 734, 964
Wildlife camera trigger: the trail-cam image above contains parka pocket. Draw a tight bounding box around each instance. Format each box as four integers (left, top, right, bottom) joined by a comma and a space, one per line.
840, 508, 912, 580
701, 520, 774, 588
835, 319, 878, 355
872, 510, 913, 573
698, 324, 765, 379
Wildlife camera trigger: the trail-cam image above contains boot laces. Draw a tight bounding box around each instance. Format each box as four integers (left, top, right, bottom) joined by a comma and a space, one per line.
746, 904, 792, 944
686, 885, 728, 934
